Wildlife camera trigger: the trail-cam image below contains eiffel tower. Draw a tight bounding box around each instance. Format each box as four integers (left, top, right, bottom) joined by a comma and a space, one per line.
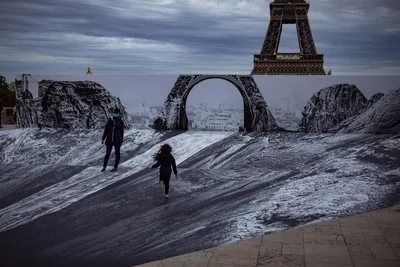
251, 0, 326, 75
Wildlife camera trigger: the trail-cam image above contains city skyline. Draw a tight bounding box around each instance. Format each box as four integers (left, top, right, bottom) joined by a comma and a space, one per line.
1, 0, 400, 81
127, 99, 299, 131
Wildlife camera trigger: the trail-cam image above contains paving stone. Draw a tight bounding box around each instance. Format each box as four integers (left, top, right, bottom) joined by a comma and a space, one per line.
159, 260, 186, 267
369, 243, 398, 260
390, 243, 400, 249
304, 243, 349, 256
303, 235, 346, 246
341, 226, 365, 244
370, 208, 400, 226
378, 223, 400, 230
134, 206, 400, 267
211, 240, 259, 266
263, 228, 303, 245
257, 254, 304, 267
381, 227, 400, 244
209, 252, 258, 266
208, 264, 242, 267
303, 224, 345, 245
339, 213, 378, 228
213, 248, 259, 260
315, 219, 341, 227
393, 248, 400, 261
282, 242, 304, 255
247, 236, 263, 244
163, 249, 214, 263
389, 243, 400, 260
303, 224, 343, 236
360, 227, 387, 243
306, 263, 353, 267
347, 244, 374, 259
218, 240, 260, 252
259, 241, 283, 256
182, 262, 208, 267
341, 226, 387, 247
305, 254, 353, 265
134, 261, 162, 267
352, 258, 400, 267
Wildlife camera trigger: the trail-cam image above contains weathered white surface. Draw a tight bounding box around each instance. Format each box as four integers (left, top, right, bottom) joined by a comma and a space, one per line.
339, 88, 400, 134
0, 131, 232, 232
0, 130, 399, 266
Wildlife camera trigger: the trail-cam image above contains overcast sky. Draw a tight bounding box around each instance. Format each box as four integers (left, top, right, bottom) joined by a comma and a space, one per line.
31, 75, 400, 111
1, 0, 400, 82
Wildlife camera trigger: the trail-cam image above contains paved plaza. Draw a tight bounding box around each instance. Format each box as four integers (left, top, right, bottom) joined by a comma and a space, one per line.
0, 124, 16, 131
135, 205, 400, 267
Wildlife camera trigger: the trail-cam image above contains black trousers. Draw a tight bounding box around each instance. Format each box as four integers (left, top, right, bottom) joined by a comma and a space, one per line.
103, 143, 121, 168
160, 172, 171, 194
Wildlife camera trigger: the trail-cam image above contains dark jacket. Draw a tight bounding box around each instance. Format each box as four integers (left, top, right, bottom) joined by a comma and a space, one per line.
152, 154, 177, 175
102, 117, 124, 145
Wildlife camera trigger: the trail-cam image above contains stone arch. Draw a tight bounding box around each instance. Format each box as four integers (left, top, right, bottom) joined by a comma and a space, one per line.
153, 75, 278, 132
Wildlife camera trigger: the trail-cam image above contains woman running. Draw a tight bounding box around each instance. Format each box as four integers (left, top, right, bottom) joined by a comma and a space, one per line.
151, 144, 178, 199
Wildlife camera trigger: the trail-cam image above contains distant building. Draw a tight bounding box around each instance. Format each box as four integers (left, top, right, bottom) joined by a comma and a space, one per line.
206, 119, 226, 130
130, 114, 150, 128
127, 101, 300, 131
270, 107, 301, 131
86, 65, 92, 75
188, 120, 197, 129
14, 74, 39, 100
149, 106, 162, 115
187, 110, 196, 119
204, 113, 240, 131
22, 74, 31, 92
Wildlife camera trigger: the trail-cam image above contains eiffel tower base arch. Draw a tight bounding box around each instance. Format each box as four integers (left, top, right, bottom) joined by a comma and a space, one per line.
151, 75, 279, 132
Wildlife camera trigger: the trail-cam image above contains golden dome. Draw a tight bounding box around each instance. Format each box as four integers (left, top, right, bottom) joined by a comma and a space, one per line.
86, 65, 92, 75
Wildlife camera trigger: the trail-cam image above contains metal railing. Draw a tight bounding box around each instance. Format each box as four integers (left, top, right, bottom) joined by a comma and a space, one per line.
254, 53, 323, 61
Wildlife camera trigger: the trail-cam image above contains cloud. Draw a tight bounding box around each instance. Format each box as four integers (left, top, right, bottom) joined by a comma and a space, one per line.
1, 0, 400, 82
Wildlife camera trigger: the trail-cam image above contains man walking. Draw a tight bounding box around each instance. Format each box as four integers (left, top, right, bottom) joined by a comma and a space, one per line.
101, 108, 125, 172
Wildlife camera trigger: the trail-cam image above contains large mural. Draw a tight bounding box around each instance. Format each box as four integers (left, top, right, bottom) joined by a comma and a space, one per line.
10, 74, 400, 132
0, 74, 399, 266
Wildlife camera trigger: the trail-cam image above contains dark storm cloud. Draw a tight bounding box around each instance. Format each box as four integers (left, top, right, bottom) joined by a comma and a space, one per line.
1, 0, 400, 81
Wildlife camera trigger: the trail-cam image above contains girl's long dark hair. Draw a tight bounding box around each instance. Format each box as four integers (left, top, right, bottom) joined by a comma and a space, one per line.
153, 144, 173, 161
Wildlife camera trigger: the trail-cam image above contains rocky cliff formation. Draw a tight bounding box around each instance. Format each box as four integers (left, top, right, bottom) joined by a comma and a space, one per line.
299, 84, 368, 133
338, 88, 400, 134
327, 92, 385, 133
366, 93, 384, 109
15, 80, 131, 129
14, 90, 39, 128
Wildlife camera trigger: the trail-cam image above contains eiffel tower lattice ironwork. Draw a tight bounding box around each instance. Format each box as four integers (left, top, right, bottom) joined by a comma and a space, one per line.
251, 0, 326, 75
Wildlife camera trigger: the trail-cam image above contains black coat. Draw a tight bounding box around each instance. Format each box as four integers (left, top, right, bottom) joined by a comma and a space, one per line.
152, 154, 178, 175
102, 117, 124, 145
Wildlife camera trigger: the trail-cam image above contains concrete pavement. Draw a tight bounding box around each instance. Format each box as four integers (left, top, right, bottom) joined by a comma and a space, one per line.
135, 205, 400, 267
